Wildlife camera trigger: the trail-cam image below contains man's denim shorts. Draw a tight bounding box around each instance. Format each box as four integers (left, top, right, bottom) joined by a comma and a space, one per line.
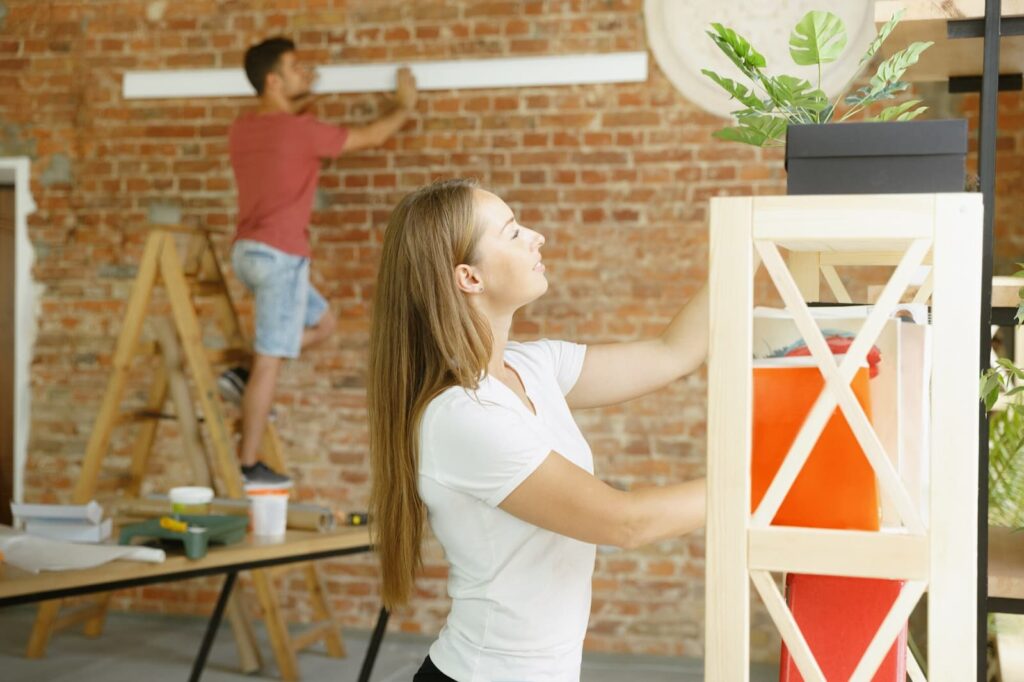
231, 239, 328, 359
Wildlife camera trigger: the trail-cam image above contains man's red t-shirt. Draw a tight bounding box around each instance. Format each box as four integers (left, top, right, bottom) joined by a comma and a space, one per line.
229, 112, 348, 257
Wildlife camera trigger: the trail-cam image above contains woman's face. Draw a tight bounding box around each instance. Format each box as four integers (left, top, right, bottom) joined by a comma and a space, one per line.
461, 189, 547, 312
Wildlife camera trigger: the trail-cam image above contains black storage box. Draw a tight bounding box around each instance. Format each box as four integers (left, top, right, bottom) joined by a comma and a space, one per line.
785, 119, 967, 195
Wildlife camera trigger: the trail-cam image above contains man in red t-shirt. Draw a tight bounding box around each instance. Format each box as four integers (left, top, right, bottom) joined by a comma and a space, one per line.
223, 36, 418, 488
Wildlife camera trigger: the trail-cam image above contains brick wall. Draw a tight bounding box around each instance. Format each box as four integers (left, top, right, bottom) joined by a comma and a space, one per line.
3, 0, 1021, 663
962, 89, 1024, 273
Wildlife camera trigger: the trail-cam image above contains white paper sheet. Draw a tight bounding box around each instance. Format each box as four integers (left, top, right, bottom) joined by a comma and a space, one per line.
0, 528, 165, 573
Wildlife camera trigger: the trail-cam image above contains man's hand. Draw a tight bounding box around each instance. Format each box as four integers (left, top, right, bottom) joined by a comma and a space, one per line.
341, 67, 418, 153
395, 66, 418, 112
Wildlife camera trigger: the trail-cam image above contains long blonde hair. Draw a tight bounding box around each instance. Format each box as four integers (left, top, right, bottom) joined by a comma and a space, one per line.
368, 178, 492, 609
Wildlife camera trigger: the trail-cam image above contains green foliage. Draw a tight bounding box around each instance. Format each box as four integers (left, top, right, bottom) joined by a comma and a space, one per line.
871, 99, 928, 122
703, 9, 933, 146
700, 70, 765, 110
707, 22, 767, 80
982, 266, 1024, 527
981, 358, 1024, 412
1016, 263, 1024, 325
841, 40, 933, 121
989, 406, 1024, 528
860, 11, 902, 66
789, 11, 847, 66
712, 113, 788, 147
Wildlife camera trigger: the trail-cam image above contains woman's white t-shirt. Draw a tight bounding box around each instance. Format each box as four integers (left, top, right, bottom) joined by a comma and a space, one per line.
418, 339, 596, 682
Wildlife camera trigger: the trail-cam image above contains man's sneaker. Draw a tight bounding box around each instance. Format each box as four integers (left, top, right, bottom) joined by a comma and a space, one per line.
241, 461, 293, 489
218, 366, 249, 406
218, 365, 276, 421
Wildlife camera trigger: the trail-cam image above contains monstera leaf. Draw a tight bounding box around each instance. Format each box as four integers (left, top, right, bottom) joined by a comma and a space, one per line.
706, 22, 767, 81
871, 99, 927, 122
701, 69, 765, 110
712, 112, 787, 147
789, 11, 847, 66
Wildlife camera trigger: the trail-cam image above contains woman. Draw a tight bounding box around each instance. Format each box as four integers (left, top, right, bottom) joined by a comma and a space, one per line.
368, 179, 707, 682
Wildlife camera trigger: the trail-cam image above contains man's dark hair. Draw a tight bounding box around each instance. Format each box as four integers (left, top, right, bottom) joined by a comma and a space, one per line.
244, 37, 295, 95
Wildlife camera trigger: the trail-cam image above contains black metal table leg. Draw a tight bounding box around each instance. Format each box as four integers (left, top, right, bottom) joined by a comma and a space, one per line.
357, 607, 390, 682
189, 571, 238, 682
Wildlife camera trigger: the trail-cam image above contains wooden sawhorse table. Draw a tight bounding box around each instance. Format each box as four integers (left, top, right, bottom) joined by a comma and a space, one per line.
0, 527, 389, 682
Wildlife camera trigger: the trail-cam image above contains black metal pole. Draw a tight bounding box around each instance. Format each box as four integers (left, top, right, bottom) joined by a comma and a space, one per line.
357, 607, 390, 682
189, 571, 237, 682
977, 1, 1001, 680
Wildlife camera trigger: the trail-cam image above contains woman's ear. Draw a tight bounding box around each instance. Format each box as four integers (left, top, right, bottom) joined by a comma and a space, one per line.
454, 264, 484, 294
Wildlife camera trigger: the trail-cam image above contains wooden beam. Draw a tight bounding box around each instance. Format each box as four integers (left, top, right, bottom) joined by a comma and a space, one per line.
749, 527, 929, 580
706, 197, 754, 682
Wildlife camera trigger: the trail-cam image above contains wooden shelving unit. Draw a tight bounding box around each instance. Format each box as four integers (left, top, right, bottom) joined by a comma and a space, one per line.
705, 193, 983, 681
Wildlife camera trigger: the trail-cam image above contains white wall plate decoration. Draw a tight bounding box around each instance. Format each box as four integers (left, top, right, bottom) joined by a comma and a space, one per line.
644, 0, 876, 120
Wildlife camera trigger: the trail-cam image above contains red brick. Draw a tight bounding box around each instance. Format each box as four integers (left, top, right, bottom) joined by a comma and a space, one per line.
384, 27, 411, 41
473, 22, 501, 37
601, 111, 661, 127
465, 2, 521, 17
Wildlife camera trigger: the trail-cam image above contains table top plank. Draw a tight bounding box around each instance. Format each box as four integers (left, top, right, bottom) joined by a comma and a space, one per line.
0, 527, 372, 603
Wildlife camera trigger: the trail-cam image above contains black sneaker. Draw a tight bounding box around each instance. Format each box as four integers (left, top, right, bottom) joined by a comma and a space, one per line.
218, 366, 249, 405
219, 365, 277, 421
241, 461, 293, 489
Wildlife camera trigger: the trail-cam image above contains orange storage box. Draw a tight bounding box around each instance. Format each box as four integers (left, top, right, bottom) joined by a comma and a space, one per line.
752, 363, 879, 531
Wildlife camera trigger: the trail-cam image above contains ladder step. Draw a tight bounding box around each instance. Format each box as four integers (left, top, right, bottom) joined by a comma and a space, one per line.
187, 280, 225, 297
134, 340, 160, 357
207, 348, 250, 365
133, 341, 249, 366
149, 224, 213, 236
117, 410, 172, 425
288, 620, 336, 654
117, 410, 208, 425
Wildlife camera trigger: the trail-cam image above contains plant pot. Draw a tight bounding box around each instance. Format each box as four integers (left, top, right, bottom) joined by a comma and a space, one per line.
785, 119, 967, 195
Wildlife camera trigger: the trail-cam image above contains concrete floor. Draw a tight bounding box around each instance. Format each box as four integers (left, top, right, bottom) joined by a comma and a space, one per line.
0, 605, 780, 681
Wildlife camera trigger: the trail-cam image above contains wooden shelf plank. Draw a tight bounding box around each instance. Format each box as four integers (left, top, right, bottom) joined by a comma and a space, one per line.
874, 1, 1024, 81
988, 525, 1024, 599
749, 527, 930, 580
993, 276, 1023, 310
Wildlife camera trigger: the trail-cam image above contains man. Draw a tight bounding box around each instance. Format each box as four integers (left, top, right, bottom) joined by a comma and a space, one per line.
223, 36, 418, 487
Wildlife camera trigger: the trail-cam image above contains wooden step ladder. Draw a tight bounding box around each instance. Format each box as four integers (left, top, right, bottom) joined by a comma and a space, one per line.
25, 226, 346, 680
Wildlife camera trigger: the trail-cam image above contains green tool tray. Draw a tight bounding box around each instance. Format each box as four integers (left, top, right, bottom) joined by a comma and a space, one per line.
118, 514, 248, 560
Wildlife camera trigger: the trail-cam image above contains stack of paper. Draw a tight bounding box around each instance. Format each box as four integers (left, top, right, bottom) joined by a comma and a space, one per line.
10, 500, 113, 543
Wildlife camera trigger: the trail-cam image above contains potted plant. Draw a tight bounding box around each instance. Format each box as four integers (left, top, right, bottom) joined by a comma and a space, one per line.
702, 10, 967, 195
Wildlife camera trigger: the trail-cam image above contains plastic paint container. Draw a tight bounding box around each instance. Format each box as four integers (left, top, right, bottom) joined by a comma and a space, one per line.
169, 486, 215, 516
246, 487, 290, 537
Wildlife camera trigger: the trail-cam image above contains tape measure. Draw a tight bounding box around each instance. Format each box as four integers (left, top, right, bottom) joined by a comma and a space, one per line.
346, 512, 370, 527
160, 516, 188, 533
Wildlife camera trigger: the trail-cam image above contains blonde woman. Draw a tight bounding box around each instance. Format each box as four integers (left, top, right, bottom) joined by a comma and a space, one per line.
368, 179, 707, 682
